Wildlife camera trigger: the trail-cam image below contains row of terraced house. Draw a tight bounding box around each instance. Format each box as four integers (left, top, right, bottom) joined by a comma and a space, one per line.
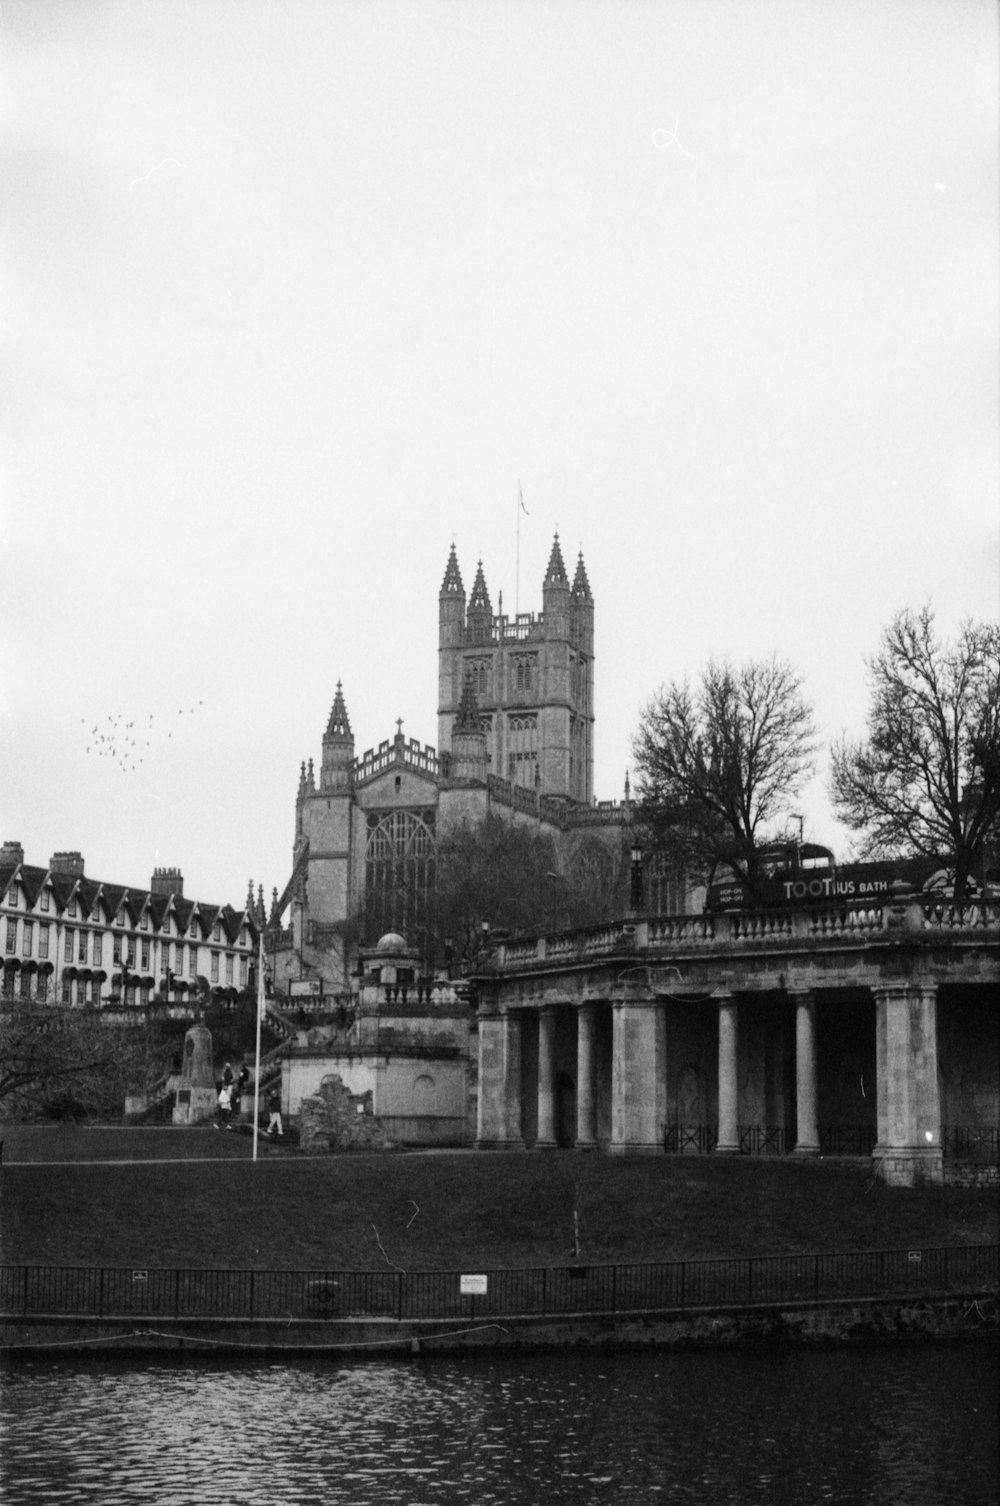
0, 841, 260, 1013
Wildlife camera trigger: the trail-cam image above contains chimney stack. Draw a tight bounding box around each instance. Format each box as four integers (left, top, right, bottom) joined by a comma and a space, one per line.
151, 866, 184, 898
50, 851, 85, 878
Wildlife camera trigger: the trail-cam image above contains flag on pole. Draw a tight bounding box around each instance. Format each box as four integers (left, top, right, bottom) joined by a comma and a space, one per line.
519, 481, 529, 515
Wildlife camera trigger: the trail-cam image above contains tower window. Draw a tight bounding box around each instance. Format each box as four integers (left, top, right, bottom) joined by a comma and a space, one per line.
512, 655, 537, 693
466, 659, 490, 697
506, 714, 538, 789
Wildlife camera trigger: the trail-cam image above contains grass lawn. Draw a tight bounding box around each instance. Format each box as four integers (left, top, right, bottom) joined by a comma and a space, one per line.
1, 1126, 996, 1272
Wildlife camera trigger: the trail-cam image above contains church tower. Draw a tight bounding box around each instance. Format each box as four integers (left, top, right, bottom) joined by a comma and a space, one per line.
295, 682, 356, 979
437, 534, 594, 804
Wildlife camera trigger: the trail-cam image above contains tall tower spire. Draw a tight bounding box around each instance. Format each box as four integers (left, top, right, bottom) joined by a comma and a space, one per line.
441, 543, 464, 597
544, 533, 569, 587
467, 559, 493, 643
571, 550, 592, 602
320, 681, 354, 790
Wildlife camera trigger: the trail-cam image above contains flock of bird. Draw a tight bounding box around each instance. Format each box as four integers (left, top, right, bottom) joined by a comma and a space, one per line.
82, 703, 204, 772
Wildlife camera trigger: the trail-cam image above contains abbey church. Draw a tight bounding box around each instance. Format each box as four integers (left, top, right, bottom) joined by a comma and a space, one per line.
269, 536, 650, 996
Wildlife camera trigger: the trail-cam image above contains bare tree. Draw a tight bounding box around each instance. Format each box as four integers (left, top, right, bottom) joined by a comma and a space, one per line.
0, 1003, 160, 1122
830, 607, 1000, 896
632, 656, 817, 901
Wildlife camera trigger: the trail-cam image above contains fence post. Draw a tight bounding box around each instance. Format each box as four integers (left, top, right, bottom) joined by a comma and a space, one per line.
397, 1270, 404, 1321
747, 1258, 753, 1303
611, 1265, 617, 1313
541, 1267, 548, 1314
99, 1268, 105, 1318
174, 1268, 180, 1318
814, 1254, 819, 1300
22, 1265, 28, 1315
249, 1270, 255, 1320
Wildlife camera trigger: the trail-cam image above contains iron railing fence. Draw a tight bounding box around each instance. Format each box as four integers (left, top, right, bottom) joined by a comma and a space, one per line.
663, 1125, 880, 1157
944, 1126, 1000, 1163
662, 1126, 998, 1160
2, 1246, 995, 1325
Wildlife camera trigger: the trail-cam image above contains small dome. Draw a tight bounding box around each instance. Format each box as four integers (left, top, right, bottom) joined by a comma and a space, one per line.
376, 932, 407, 954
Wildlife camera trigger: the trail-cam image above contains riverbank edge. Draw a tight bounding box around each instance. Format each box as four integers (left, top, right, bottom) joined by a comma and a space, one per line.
3, 1290, 997, 1359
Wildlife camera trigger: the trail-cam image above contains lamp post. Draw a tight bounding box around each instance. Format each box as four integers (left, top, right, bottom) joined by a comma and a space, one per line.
119, 926, 131, 1007
629, 839, 645, 915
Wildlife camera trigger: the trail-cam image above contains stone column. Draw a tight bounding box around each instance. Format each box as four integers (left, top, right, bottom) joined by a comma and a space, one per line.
610, 998, 666, 1154
576, 1003, 597, 1149
792, 991, 820, 1155
536, 1006, 558, 1148
872, 983, 943, 1185
476, 1010, 525, 1149
716, 994, 740, 1154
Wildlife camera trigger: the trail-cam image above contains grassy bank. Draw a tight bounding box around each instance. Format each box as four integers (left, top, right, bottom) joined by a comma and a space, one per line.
1, 1127, 995, 1271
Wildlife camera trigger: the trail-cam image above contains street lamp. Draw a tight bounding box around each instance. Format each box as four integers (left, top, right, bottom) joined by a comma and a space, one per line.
629, 839, 645, 914
119, 925, 131, 1007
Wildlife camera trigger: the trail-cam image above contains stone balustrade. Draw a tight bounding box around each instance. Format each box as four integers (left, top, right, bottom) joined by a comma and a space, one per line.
491, 900, 1000, 971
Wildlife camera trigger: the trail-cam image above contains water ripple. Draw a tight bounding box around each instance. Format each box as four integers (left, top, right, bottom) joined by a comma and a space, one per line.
2, 1342, 996, 1504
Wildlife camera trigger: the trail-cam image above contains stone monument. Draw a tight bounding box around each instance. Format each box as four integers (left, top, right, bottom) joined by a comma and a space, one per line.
172, 1022, 217, 1125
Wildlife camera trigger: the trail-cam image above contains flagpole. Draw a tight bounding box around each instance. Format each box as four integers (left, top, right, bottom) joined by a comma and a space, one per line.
516, 480, 522, 618
252, 932, 264, 1162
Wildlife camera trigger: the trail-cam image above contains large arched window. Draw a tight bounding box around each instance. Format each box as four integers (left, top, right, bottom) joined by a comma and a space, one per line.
364, 809, 436, 946
569, 838, 620, 920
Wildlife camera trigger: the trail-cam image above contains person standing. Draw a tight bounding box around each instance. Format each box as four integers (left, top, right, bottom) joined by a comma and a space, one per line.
266, 1088, 284, 1138
215, 1082, 233, 1129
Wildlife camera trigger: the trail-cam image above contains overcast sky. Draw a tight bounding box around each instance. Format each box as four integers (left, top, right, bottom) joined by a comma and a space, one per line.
1, 0, 997, 909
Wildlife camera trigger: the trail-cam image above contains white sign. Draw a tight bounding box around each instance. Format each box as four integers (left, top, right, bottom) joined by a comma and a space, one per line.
460, 1274, 488, 1296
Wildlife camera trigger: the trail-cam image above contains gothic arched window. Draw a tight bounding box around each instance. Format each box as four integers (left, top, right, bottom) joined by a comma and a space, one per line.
647, 852, 686, 916
364, 809, 436, 946
512, 655, 536, 694
506, 714, 538, 789
466, 658, 490, 697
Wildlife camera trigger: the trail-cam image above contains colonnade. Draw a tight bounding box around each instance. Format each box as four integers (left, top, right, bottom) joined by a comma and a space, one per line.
477, 982, 944, 1184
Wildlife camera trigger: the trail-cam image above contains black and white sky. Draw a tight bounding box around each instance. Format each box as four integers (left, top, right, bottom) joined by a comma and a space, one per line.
2, 0, 997, 906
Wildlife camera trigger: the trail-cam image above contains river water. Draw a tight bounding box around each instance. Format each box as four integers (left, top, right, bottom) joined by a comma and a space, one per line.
2, 1340, 996, 1504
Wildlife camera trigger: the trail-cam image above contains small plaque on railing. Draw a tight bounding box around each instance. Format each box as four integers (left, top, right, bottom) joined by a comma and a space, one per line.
132, 1270, 148, 1283
907, 1250, 922, 1263
460, 1273, 488, 1296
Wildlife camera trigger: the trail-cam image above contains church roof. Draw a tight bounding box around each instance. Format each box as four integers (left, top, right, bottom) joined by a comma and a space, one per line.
468, 558, 492, 615
324, 681, 352, 741
440, 543, 464, 596
544, 533, 569, 587
572, 550, 592, 601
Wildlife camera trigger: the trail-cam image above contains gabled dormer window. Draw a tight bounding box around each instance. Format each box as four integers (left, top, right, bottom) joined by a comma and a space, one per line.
189, 918, 198, 938
7, 886, 18, 908
140, 911, 149, 931
41, 889, 50, 912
